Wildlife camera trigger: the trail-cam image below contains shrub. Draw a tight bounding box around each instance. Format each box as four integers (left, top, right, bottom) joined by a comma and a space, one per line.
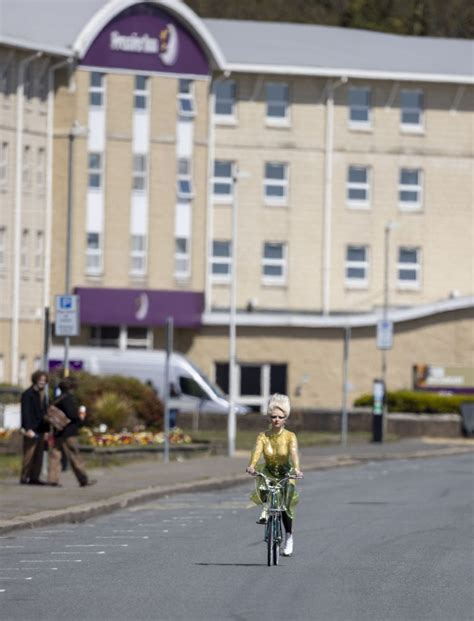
49, 371, 163, 429
0, 383, 22, 405
92, 392, 132, 430
354, 390, 474, 414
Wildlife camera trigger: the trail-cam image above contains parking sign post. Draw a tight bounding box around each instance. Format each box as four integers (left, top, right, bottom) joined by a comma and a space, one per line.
55, 295, 80, 375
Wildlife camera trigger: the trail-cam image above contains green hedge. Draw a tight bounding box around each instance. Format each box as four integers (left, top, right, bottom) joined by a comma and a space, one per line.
354, 390, 474, 414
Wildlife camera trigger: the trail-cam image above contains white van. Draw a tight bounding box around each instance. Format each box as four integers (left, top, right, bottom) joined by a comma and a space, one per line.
48, 346, 248, 415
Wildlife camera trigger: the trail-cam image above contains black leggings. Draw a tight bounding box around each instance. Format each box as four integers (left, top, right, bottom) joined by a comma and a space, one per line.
282, 511, 293, 534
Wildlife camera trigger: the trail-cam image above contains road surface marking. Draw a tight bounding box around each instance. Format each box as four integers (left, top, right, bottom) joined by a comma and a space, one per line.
66, 544, 128, 548
51, 551, 105, 555
95, 536, 149, 539
20, 559, 82, 563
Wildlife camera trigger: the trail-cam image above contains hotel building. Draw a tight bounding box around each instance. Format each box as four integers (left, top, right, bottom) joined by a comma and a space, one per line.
0, 0, 473, 408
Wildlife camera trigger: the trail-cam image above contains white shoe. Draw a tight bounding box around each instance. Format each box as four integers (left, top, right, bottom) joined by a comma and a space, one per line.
282, 534, 293, 556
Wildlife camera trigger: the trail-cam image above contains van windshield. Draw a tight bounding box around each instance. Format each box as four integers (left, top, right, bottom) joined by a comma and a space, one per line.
179, 376, 209, 400
185, 361, 227, 399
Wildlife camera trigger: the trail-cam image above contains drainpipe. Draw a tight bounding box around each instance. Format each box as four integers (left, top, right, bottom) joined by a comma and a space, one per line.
11, 51, 42, 385
322, 76, 347, 315
43, 58, 72, 369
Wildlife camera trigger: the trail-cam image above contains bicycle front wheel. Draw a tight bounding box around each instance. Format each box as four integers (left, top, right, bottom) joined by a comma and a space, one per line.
267, 516, 273, 566
273, 516, 280, 565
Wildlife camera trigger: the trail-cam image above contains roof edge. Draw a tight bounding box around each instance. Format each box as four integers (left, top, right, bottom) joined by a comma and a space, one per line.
203, 296, 474, 329
0, 35, 71, 58
225, 62, 474, 85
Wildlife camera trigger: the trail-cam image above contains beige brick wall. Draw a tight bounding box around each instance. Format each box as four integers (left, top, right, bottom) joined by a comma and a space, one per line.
182, 308, 473, 408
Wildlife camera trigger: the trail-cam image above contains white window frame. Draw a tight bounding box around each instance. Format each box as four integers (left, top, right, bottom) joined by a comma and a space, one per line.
265, 82, 290, 126
89, 72, 105, 108
0, 141, 7, 190
0, 227, 6, 273
264, 162, 289, 206
177, 79, 196, 118
34, 230, 44, 275
213, 80, 236, 124
345, 245, 369, 288
212, 160, 234, 204
133, 75, 149, 111
397, 247, 422, 290
23, 145, 31, 189
400, 89, 424, 133
398, 168, 423, 211
174, 237, 190, 280
262, 242, 287, 286
36, 147, 45, 192
132, 154, 147, 193
85, 232, 102, 276
347, 165, 371, 209
211, 240, 232, 283
88, 152, 103, 190
348, 87, 372, 130
130, 234, 147, 276
177, 158, 194, 200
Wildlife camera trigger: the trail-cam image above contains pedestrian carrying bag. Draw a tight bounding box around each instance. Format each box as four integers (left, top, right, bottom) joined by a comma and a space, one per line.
44, 397, 70, 432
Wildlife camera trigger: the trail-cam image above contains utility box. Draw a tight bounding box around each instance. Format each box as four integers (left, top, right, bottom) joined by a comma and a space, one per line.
372, 379, 385, 443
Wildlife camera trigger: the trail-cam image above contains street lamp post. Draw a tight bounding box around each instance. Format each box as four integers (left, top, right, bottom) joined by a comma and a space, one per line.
227, 167, 249, 457
63, 121, 87, 376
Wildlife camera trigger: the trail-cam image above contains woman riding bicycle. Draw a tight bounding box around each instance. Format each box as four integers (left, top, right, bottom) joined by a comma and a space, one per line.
246, 393, 303, 557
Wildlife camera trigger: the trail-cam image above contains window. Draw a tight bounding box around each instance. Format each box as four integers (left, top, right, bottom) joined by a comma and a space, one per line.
0, 62, 13, 98
34, 230, 44, 272
0, 142, 7, 189
177, 158, 193, 200
174, 237, 190, 279
86, 232, 102, 274
23, 145, 31, 188
214, 80, 235, 119
179, 376, 208, 399
88, 152, 102, 189
397, 247, 421, 288
89, 326, 119, 348
127, 326, 151, 349
348, 87, 371, 127
400, 90, 423, 130
399, 168, 422, 210
212, 160, 233, 201
0, 227, 6, 272
264, 162, 288, 205
24, 64, 34, 100
265, 83, 289, 122
36, 147, 45, 191
134, 75, 148, 110
130, 234, 146, 275
21, 229, 29, 272
178, 79, 195, 117
347, 166, 370, 207
262, 242, 286, 285
132, 154, 147, 192
211, 240, 231, 282
215, 362, 287, 412
345, 245, 369, 287
89, 72, 105, 107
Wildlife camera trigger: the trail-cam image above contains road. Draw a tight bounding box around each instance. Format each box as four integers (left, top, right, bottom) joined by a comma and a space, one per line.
1, 454, 472, 621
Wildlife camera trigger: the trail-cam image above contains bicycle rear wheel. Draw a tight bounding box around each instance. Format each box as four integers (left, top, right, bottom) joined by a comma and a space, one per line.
267, 516, 273, 566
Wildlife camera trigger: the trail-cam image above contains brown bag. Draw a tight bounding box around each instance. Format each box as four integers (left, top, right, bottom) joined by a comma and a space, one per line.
44, 398, 70, 432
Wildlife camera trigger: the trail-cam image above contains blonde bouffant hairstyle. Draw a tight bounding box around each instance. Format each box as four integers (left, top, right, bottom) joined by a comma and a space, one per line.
267, 393, 291, 418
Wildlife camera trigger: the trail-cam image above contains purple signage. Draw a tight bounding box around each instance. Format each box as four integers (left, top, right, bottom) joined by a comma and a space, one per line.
80, 3, 209, 76
74, 287, 204, 328
49, 360, 84, 372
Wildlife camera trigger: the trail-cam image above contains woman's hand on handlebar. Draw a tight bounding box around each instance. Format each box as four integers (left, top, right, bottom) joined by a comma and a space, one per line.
246, 466, 256, 475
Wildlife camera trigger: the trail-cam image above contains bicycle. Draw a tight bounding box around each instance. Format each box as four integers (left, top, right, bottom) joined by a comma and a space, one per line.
251, 471, 303, 566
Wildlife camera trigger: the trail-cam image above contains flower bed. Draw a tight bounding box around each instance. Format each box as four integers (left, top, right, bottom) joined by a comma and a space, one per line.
79, 427, 192, 448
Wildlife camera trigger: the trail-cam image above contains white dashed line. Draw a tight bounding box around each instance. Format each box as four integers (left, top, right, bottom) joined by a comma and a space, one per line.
20, 559, 82, 563
96, 535, 149, 539
0, 577, 33, 581
51, 551, 105, 555
66, 544, 128, 548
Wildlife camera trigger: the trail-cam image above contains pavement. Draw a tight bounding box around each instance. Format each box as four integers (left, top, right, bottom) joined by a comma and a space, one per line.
0, 437, 472, 535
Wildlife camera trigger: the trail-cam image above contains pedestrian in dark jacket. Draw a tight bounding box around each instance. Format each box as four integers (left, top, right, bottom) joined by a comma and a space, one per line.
20, 370, 49, 485
47, 378, 97, 488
